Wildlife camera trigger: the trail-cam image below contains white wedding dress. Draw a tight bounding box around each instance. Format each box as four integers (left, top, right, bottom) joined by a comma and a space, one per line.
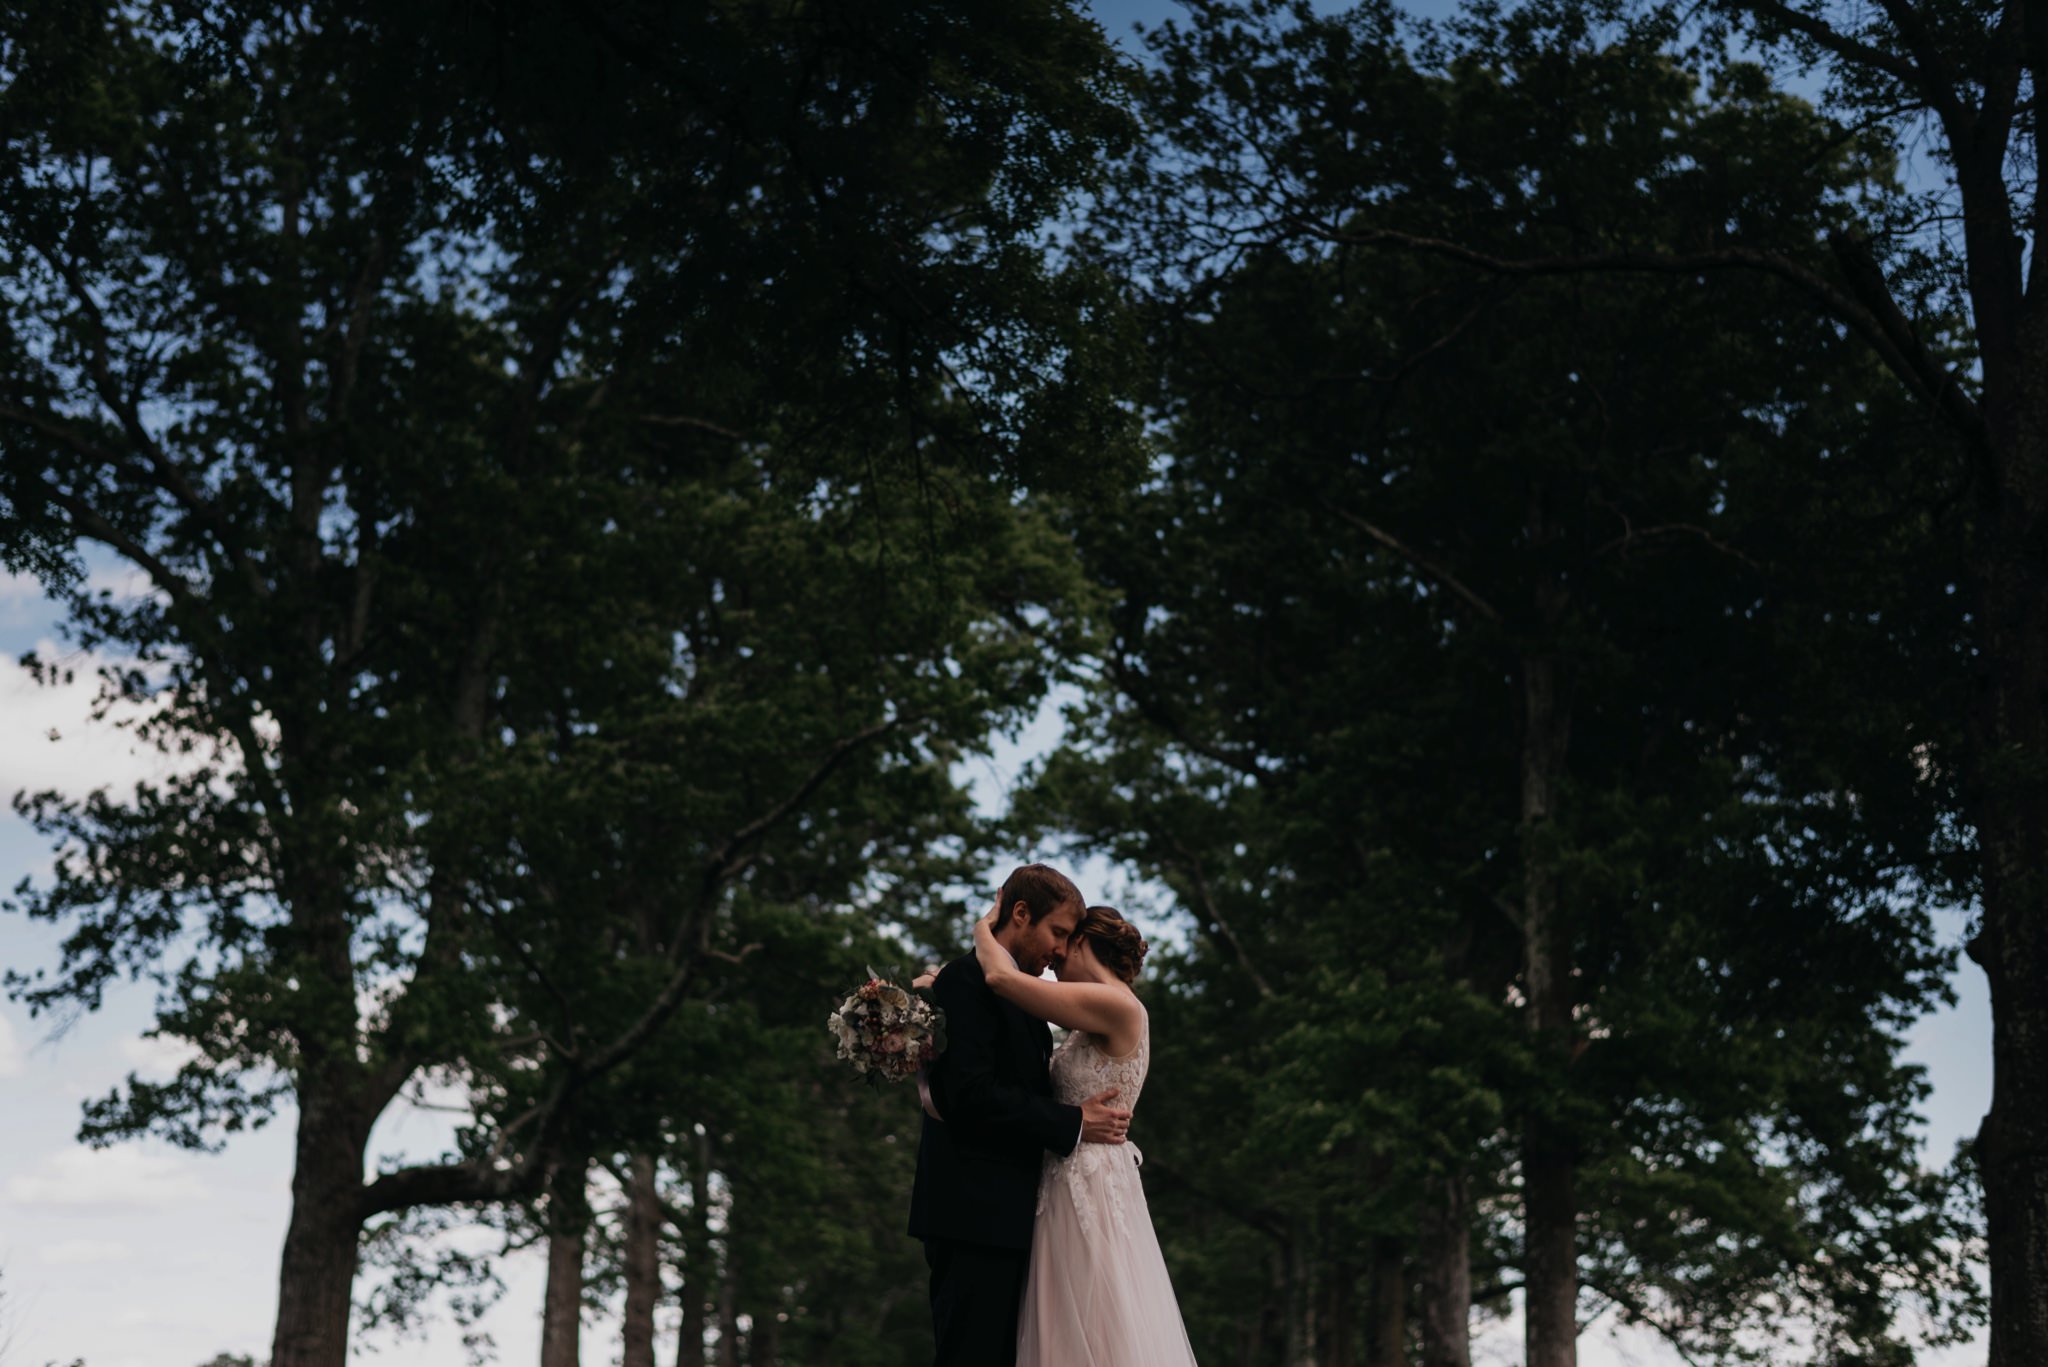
1018, 1008, 1201, 1366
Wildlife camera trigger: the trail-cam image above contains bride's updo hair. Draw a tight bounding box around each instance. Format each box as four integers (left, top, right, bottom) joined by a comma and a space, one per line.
1077, 906, 1147, 983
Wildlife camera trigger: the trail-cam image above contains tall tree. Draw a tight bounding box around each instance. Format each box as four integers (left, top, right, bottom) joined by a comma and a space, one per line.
0, 4, 1136, 1366
1030, 5, 1983, 1362
1121, 0, 2034, 1347
1700, 7, 2044, 1355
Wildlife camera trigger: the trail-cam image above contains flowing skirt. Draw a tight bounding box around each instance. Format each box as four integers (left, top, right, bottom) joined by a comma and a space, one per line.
1018, 1143, 1200, 1366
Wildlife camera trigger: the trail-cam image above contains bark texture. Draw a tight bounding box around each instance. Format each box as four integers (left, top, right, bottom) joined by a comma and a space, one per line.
268, 1093, 372, 1367
540, 1153, 591, 1367
675, 1132, 711, 1367
1363, 1242, 1402, 1367
1519, 515, 1578, 1367
1418, 1170, 1473, 1367
622, 1152, 663, 1367
1972, 373, 2048, 1366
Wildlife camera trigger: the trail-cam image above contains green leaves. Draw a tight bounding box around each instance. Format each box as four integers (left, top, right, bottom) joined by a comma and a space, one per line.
0, 2, 1138, 1356
1017, 2, 1983, 1359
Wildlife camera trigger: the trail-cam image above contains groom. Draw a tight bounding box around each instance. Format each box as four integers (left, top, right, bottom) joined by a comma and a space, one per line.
908, 863, 1132, 1366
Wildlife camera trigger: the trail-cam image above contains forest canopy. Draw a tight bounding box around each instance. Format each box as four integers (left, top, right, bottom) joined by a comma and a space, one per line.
0, 0, 2031, 1364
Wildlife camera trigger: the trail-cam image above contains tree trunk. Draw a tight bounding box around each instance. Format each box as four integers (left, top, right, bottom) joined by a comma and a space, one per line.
1519, 506, 1578, 1367
675, 1134, 712, 1367
1417, 1170, 1472, 1367
1281, 1234, 1313, 1367
1261, 1245, 1290, 1365
269, 1089, 371, 1367
751, 1303, 781, 1367
1970, 451, 2048, 1367
675, 1246, 708, 1367
1362, 1240, 1402, 1367
541, 1153, 591, 1367
1320, 1255, 1355, 1367
622, 1152, 663, 1367
716, 1237, 741, 1367
1522, 1123, 1578, 1367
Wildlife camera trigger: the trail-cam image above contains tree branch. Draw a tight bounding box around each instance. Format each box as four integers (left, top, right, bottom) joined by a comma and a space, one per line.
1825, 227, 1994, 474
0, 404, 139, 481
1165, 836, 1276, 1001
20, 471, 290, 828
1578, 1272, 1715, 1367
328, 228, 392, 422
359, 1148, 542, 1219
494, 725, 907, 1167
30, 476, 199, 607
361, 929, 735, 1221
1104, 652, 1273, 780
361, 708, 898, 1221
692, 714, 908, 929
507, 250, 625, 465
1142, 1155, 1289, 1239
25, 247, 270, 598
639, 414, 747, 440
40, 247, 177, 469
1287, 216, 1992, 473
1724, 0, 1925, 91
1866, 0, 1969, 124
1590, 511, 1761, 572
1328, 506, 1508, 626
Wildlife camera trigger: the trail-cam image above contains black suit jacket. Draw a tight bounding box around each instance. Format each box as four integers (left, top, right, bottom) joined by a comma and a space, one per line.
907, 951, 1083, 1250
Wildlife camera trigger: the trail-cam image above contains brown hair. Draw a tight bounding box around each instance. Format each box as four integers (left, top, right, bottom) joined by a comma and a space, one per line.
999, 863, 1083, 926
1077, 905, 1147, 983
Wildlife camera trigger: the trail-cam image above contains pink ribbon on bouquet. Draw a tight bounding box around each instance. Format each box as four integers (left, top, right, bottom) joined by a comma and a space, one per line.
917, 1065, 945, 1122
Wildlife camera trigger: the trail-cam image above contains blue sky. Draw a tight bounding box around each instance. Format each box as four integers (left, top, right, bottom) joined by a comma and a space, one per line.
0, 2, 1990, 1364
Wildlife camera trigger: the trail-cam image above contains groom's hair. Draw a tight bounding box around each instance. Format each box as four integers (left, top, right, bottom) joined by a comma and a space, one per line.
999, 863, 1083, 925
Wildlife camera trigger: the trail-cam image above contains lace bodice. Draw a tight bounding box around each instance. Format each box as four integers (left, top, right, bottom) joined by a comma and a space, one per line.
1049, 1014, 1150, 1114
1040, 1010, 1150, 1237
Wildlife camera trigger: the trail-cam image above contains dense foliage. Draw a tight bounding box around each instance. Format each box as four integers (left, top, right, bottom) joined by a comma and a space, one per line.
1017, 5, 1988, 1363
2, 0, 2024, 1364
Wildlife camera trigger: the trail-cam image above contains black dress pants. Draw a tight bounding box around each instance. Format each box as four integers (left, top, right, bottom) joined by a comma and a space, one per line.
924, 1235, 1029, 1367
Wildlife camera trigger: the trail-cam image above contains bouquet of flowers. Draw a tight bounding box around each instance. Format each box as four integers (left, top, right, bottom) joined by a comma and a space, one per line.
828, 971, 945, 1082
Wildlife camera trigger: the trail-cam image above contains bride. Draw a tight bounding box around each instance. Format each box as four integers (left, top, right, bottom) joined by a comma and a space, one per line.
956, 900, 1201, 1366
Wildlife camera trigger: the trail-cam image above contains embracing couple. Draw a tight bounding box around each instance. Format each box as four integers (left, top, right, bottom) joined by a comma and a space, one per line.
907, 863, 1199, 1366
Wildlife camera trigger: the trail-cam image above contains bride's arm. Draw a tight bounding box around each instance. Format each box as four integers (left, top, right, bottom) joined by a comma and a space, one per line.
974, 911, 1142, 1040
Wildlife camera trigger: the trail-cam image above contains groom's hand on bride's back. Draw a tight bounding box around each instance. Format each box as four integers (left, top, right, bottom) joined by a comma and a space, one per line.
1080, 1088, 1133, 1145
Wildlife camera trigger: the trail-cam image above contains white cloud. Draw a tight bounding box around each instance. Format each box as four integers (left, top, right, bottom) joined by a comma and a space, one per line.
0, 561, 165, 630
38, 1237, 134, 1266
0, 637, 196, 800
79, 563, 165, 606
4, 1146, 208, 1210
117, 1033, 203, 1077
